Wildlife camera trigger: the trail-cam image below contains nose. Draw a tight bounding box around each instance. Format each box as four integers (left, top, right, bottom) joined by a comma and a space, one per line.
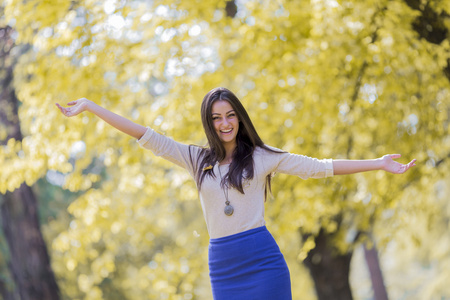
221, 118, 230, 127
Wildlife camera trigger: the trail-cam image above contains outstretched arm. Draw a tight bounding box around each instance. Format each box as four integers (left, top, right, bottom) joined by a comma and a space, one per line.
56, 98, 147, 139
332, 154, 416, 175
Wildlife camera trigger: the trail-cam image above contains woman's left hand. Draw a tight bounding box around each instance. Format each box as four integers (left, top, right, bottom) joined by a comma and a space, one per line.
380, 154, 416, 174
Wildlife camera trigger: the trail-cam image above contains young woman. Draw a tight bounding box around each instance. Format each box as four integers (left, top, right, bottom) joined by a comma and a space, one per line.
56, 87, 416, 299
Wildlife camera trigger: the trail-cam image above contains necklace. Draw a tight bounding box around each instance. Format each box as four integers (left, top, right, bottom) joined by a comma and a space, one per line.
217, 164, 234, 216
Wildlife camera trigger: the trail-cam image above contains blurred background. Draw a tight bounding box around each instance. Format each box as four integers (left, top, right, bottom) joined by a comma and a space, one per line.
0, 0, 449, 299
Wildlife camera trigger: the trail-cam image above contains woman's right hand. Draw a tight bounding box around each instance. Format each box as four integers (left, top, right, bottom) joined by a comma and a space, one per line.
55, 98, 92, 117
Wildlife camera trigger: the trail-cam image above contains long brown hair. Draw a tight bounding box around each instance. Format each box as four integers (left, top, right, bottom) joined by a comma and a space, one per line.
194, 87, 282, 199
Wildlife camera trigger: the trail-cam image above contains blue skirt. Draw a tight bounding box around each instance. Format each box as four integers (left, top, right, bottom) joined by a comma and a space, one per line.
208, 226, 292, 300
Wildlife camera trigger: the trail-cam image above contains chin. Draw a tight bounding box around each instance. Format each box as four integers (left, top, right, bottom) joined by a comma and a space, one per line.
223, 138, 237, 144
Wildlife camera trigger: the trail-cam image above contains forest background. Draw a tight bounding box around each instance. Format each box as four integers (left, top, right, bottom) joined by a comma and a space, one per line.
0, 0, 449, 299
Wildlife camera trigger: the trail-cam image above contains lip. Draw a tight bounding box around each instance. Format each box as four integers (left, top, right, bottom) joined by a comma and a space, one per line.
220, 128, 233, 135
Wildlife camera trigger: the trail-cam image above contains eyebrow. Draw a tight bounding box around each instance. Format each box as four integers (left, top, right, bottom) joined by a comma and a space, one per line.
212, 110, 235, 116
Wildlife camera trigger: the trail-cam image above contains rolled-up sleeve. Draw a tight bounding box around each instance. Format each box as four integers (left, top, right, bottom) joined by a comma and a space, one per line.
137, 126, 200, 176
137, 126, 155, 148
321, 158, 334, 178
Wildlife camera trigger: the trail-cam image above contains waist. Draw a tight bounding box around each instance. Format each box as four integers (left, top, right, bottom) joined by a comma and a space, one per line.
209, 225, 267, 244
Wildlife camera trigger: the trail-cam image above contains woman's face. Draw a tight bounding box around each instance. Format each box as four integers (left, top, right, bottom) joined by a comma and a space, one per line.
211, 100, 239, 146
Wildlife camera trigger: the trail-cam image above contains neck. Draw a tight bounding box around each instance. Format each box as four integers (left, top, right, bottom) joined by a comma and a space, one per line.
222, 142, 236, 163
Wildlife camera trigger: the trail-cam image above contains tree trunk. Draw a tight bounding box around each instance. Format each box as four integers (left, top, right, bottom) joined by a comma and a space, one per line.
225, 0, 237, 18
364, 243, 389, 300
302, 229, 353, 300
403, 0, 450, 81
0, 279, 17, 300
0, 26, 60, 300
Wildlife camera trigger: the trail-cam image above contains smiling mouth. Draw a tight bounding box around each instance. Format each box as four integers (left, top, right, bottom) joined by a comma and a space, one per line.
220, 129, 233, 134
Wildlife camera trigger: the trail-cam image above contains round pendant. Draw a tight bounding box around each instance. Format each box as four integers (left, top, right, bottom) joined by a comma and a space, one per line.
224, 205, 234, 216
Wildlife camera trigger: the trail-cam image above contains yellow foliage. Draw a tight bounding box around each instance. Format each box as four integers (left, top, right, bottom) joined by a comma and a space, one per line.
3, 0, 450, 299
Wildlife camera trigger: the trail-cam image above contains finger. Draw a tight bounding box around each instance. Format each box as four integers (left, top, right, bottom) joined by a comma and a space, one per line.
405, 161, 415, 171
56, 104, 65, 113
389, 154, 401, 159
67, 101, 77, 106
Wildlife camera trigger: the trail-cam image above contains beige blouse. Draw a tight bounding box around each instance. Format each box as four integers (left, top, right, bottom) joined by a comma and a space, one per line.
137, 127, 334, 239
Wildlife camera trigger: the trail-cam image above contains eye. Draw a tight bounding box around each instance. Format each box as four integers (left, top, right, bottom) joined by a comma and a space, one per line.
228, 113, 236, 118
212, 116, 220, 120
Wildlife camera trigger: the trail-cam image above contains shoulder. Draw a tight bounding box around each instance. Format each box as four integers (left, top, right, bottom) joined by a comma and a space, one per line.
255, 144, 284, 153
188, 145, 209, 159
253, 145, 287, 175
254, 145, 286, 159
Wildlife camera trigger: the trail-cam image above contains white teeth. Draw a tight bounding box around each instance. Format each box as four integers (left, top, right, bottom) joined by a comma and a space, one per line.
221, 129, 232, 133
